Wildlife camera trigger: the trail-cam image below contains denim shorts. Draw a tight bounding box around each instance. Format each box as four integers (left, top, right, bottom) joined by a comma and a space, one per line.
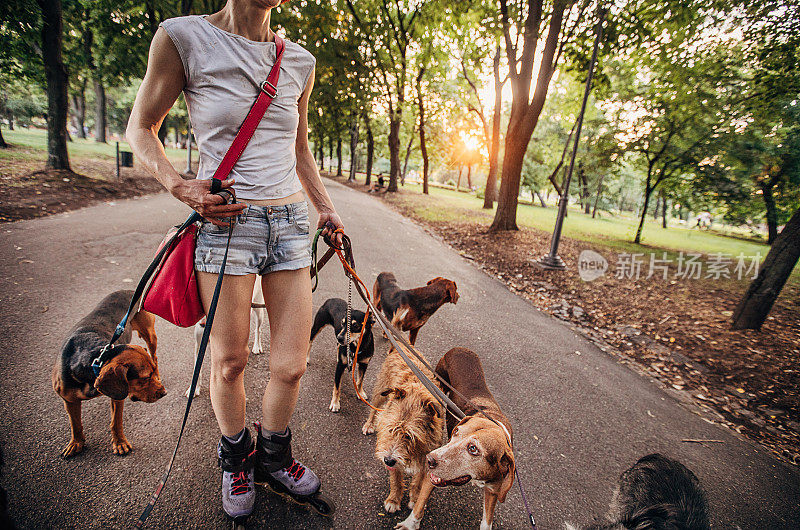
194, 201, 312, 276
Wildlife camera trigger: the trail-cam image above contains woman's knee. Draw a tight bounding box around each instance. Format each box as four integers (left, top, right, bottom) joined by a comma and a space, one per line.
212, 350, 249, 383
270, 357, 307, 386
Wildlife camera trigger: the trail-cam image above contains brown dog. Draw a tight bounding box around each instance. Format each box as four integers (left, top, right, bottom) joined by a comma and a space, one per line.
420, 348, 515, 530
362, 345, 445, 523
373, 272, 459, 345
52, 290, 166, 458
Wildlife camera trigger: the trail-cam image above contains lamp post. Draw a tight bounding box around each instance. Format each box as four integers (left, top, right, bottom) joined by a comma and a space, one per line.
539, 7, 607, 270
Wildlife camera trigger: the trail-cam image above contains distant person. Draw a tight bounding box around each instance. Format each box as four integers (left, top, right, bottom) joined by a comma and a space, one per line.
695, 211, 712, 230
126, 0, 343, 523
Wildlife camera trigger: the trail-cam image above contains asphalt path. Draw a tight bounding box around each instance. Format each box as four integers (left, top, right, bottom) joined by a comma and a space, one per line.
0, 178, 798, 529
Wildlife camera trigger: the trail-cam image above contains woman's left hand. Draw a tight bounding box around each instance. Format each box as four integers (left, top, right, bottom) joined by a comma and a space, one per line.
318, 211, 344, 247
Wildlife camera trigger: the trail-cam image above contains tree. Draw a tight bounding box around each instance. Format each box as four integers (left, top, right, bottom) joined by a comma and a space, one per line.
732, 206, 800, 329
39, 0, 71, 169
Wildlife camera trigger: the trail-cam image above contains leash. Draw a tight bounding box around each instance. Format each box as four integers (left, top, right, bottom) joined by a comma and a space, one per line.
315, 228, 538, 529
134, 193, 236, 529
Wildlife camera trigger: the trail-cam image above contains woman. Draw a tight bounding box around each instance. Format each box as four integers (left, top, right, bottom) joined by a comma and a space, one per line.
126, 0, 342, 522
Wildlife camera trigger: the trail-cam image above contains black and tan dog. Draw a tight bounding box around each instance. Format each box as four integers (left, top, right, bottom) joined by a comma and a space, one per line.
403, 347, 514, 530
308, 298, 375, 412
52, 290, 166, 458
373, 272, 459, 345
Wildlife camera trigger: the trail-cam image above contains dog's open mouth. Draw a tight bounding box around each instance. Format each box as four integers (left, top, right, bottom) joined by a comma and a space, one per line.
429, 472, 471, 487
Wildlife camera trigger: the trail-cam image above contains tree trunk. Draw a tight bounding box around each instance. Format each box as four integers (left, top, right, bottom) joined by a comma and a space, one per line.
336, 136, 342, 176
483, 46, 503, 209
402, 134, 413, 185
490, 122, 527, 231
635, 183, 654, 244
536, 191, 546, 208
662, 195, 668, 228
38, 0, 70, 170
761, 183, 779, 244
732, 207, 800, 330
93, 79, 107, 142
70, 81, 87, 139
653, 196, 660, 220
592, 172, 604, 218
365, 118, 374, 186
387, 108, 401, 192
0, 125, 7, 148
317, 136, 324, 169
417, 70, 429, 195
348, 119, 359, 182
580, 167, 590, 214
328, 137, 333, 173
466, 164, 472, 190
456, 165, 463, 191
7, 112, 13, 130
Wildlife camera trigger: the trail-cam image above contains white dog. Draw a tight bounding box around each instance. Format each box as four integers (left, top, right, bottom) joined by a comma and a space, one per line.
185, 281, 267, 397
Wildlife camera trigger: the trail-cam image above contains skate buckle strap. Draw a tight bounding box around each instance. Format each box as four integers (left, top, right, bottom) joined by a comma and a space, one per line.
255, 422, 294, 473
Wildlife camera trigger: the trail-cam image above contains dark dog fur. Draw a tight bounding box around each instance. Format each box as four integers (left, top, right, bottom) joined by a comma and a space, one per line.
574, 453, 710, 530
52, 290, 166, 458
373, 272, 458, 345
308, 298, 375, 412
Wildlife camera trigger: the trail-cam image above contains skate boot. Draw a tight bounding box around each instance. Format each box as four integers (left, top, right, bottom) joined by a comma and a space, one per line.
218, 429, 256, 526
253, 422, 336, 516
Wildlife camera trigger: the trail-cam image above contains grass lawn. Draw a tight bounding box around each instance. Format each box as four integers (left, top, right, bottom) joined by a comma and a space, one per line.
395, 180, 772, 260
1, 127, 188, 167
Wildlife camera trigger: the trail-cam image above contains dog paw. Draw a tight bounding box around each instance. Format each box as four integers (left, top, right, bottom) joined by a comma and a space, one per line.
111, 437, 132, 456
185, 386, 200, 398
60, 439, 85, 458
329, 399, 341, 413
395, 515, 421, 530
251, 344, 263, 355
384, 498, 401, 513
362, 422, 375, 436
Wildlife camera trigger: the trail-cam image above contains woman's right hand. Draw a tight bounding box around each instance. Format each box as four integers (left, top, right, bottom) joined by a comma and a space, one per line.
170, 178, 246, 226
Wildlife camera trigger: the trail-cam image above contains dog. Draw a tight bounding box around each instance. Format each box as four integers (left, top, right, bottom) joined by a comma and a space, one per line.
308, 297, 375, 412
52, 290, 166, 458
413, 347, 515, 530
185, 281, 266, 397
362, 345, 445, 522
373, 272, 459, 345
570, 453, 710, 530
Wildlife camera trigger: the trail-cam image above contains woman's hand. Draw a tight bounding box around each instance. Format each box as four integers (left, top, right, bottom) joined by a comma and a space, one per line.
318, 211, 344, 247
170, 178, 246, 226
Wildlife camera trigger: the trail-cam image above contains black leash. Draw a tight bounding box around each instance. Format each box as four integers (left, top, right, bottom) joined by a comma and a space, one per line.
92, 212, 202, 376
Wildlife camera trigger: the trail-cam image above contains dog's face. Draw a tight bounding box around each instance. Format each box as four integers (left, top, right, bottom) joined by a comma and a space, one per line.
426, 277, 459, 304
336, 310, 373, 345
426, 417, 515, 502
374, 387, 444, 474
95, 346, 167, 403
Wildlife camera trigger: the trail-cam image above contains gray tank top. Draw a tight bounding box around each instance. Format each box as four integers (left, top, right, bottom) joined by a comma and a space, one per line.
160, 16, 316, 200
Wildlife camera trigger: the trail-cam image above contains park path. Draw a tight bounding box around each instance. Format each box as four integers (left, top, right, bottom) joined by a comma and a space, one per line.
0, 178, 798, 529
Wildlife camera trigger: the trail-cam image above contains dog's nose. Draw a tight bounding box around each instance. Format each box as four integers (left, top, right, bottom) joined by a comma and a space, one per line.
427, 454, 438, 469
384, 456, 397, 467
157, 387, 167, 398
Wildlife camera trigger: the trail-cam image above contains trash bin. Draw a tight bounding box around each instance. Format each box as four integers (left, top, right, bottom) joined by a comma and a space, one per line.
119, 151, 134, 167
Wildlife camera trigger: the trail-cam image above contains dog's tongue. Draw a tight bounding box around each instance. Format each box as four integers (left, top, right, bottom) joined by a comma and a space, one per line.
429, 473, 444, 487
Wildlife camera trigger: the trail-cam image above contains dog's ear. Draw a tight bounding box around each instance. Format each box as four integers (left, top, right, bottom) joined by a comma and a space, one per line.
425, 400, 441, 418
95, 362, 130, 400
426, 277, 444, 286
446, 281, 459, 304
380, 387, 406, 399
496, 445, 516, 503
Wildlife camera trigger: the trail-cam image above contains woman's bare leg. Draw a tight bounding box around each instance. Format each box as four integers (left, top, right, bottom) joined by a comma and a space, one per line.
197, 271, 256, 437
260, 267, 312, 431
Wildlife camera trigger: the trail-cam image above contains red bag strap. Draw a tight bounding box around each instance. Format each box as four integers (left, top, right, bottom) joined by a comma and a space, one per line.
211, 35, 285, 183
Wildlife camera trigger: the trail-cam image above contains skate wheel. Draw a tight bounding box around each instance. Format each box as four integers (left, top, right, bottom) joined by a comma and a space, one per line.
308, 492, 336, 517
231, 520, 246, 530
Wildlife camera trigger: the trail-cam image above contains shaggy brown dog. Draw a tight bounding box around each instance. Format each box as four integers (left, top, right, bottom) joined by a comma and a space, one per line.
363, 345, 445, 523
373, 272, 459, 345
